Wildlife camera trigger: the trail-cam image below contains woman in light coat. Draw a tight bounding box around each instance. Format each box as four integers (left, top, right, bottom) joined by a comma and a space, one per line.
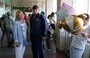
13, 10, 27, 58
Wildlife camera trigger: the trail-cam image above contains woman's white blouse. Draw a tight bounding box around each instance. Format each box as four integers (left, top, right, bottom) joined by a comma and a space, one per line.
71, 24, 90, 49
20, 22, 27, 40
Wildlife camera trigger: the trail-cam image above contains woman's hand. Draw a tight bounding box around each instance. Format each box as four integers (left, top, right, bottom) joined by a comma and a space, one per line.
71, 30, 76, 35
81, 32, 88, 38
15, 42, 20, 47
58, 21, 62, 29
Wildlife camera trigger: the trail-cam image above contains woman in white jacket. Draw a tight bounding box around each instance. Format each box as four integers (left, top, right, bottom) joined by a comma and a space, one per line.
13, 10, 27, 58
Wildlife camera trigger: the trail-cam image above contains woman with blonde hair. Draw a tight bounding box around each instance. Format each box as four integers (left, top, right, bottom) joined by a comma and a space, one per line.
59, 13, 90, 58
13, 10, 27, 58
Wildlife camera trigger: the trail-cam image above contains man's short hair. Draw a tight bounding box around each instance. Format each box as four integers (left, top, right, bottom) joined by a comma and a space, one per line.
7, 12, 11, 16
41, 11, 45, 15
32, 5, 39, 10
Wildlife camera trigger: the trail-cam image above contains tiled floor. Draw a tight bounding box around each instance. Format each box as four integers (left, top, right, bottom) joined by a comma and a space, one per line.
0, 47, 68, 58
0, 29, 69, 58
0, 52, 68, 58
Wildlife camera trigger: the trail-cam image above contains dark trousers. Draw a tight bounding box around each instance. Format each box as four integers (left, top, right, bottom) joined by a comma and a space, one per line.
1, 30, 6, 44
46, 38, 51, 49
6, 29, 14, 47
31, 36, 44, 58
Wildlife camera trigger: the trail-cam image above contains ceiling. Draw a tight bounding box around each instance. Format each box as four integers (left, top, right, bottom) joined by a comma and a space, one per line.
12, 0, 45, 7
0, 0, 45, 7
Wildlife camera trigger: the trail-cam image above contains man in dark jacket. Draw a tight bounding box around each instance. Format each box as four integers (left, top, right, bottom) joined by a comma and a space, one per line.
30, 5, 46, 58
0, 14, 6, 46
4, 12, 14, 47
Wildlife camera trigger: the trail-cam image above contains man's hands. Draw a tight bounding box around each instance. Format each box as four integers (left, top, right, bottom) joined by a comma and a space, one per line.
42, 36, 46, 41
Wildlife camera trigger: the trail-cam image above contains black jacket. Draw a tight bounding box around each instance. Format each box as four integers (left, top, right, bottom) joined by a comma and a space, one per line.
30, 13, 46, 37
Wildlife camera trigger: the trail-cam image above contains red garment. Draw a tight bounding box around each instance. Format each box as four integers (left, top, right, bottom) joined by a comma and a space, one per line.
24, 15, 29, 22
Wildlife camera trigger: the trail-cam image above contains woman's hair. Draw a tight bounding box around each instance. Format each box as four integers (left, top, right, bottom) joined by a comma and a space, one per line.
16, 10, 23, 19
47, 15, 51, 19
50, 12, 55, 17
78, 13, 89, 21
83, 13, 89, 20
78, 13, 90, 26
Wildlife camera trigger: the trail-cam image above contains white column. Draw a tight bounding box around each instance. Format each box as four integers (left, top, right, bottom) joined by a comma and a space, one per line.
56, 0, 61, 50
46, 0, 57, 16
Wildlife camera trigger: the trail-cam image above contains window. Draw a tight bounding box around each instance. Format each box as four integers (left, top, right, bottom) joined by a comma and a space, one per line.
65, 0, 90, 15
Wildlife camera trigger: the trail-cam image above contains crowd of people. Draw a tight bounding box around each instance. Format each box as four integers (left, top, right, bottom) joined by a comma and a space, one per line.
0, 5, 56, 58
0, 5, 90, 58
0, 12, 14, 47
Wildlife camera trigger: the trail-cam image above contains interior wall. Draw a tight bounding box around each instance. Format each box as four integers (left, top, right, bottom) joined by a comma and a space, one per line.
0, 0, 11, 18
0, 3, 5, 17
0, 7, 5, 17
46, 0, 57, 16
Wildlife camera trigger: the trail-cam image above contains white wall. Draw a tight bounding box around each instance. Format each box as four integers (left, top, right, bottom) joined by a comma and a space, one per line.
0, 7, 5, 17
0, 4, 5, 17
46, 0, 57, 16
39, 1, 45, 13
0, 5, 11, 17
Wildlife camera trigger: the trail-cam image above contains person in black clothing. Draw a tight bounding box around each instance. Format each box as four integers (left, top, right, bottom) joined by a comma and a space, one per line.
46, 12, 56, 51
30, 5, 46, 58
0, 14, 6, 46
50, 12, 56, 30
4, 12, 14, 48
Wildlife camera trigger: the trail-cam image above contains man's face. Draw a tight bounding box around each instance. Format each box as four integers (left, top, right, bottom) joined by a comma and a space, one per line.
33, 8, 39, 14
